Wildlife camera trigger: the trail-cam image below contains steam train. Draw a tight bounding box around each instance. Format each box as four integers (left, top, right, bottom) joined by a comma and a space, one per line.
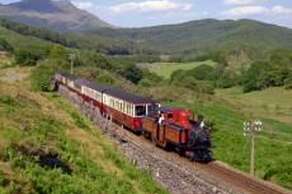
53, 72, 212, 162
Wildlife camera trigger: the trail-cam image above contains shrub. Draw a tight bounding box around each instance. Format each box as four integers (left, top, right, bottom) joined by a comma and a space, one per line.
139, 71, 163, 87
15, 46, 48, 66
119, 65, 143, 84
0, 170, 6, 186
215, 73, 236, 88
31, 63, 56, 92
242, 61, 271, 92
188, 64, 215, 81
0, 38, 13, 52
285, 77, 292, 90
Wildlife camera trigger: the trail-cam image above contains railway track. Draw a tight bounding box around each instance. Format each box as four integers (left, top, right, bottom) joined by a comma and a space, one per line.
201, 162, 290, 194
59, 86, 292, 194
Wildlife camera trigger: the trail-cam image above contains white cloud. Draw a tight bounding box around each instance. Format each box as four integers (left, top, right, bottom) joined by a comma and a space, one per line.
272, 5, 292, 15
110, 0, 192, 14
223, 4, 292, 17
224, 0, 267, 5
223, 5, 268, 16
73, 1, 94, 10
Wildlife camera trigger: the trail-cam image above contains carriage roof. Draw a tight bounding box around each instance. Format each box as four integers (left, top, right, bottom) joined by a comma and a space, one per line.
57, 72, 156, 104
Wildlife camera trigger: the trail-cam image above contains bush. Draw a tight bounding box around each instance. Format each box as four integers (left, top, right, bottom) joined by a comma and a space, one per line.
0, 170, 6, 186
285, 77, 292, 90
31, 63, 56, 92
15, 46, 48, 66
188, 64, 215, 81
171, 73, 215, 94
119, 65, 143, 84
242, 61, 271, 92
139, 70, 163, 87
215, 72, 236, 88
0, 38, 13, 52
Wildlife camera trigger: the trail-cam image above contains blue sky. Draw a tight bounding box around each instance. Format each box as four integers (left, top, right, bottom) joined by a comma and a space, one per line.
1, 0, 292, 28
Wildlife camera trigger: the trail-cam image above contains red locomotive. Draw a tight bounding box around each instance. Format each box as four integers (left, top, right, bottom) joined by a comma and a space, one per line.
53, 72, 212, 162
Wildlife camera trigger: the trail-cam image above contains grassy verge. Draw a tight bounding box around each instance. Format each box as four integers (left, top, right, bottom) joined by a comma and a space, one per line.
0, 68, 168, 194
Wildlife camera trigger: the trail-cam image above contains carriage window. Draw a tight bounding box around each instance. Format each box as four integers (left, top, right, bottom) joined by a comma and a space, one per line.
135, 105, 146, 117
126, 104, 132, 115
147, 104, 159, 115
110, 99, 114, 107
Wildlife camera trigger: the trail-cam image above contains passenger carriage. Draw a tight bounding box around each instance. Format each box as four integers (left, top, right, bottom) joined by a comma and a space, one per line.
55, 72, 160, 133
101, 87, 159, 132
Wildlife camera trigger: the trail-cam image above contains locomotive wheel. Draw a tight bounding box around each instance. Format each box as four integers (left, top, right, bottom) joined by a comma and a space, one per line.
176, 147, 186, 156
160, 140, 169, 150
192, 149, 213, 163
143, 131, 151, 139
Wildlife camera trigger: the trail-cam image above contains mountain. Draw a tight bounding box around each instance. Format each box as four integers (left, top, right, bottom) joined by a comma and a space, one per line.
0, 0, 111, 32
1, 0, 292, 63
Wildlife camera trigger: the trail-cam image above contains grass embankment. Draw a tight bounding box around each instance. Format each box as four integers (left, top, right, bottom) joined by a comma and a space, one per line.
0, 54, 13, 69
216, 87, 292, 125
147, 60, 217, 78
167, 90, 292, 189
0, 67, 167, 194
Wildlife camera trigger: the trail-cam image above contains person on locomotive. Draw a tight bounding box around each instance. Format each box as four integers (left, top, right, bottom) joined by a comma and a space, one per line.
158, 113, 165, 126
200, 119, 206, 129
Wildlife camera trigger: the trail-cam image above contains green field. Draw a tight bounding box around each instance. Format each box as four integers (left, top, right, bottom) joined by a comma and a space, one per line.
216, 87, 292, 125
166, 87, 292, 189
148, 60, 217, 78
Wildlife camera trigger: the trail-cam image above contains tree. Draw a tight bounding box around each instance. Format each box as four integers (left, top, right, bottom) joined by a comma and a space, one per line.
0, 38, 13, 52
188, 64, 215, 80
242, 61, 278, 92
15, 49, 35, 66
119, 65, 143, 84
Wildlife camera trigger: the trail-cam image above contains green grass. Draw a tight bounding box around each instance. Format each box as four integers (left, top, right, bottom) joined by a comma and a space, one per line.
148, 60, 217, 78
0, 26, 53, 51
0, 55, 13, 69
216, 87, 292, 125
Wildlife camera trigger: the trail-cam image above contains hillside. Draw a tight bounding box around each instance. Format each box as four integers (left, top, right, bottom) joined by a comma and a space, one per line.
0, 0, 111, 32
0, 65, 167, 194
0, 25, 53, 50
89, 19, 292, 60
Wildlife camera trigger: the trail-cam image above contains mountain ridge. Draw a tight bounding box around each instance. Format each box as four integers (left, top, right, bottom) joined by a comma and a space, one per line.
0, 0, 111, 32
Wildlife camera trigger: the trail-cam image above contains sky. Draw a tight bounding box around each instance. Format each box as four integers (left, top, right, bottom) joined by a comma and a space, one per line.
1, 0, 292, 28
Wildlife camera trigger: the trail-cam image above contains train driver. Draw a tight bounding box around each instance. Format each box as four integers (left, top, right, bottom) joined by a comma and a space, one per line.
158, 113, 165, 126
200, 119, 205, 129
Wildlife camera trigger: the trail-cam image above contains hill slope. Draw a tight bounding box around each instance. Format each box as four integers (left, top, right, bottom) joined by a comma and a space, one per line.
90, 19, 292, 58
0, 0, 111, 32
0, 24, 53, 50
0, 66, 167, 194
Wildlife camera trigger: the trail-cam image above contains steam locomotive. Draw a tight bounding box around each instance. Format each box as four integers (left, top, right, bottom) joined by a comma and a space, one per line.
53, 72, 212, 162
